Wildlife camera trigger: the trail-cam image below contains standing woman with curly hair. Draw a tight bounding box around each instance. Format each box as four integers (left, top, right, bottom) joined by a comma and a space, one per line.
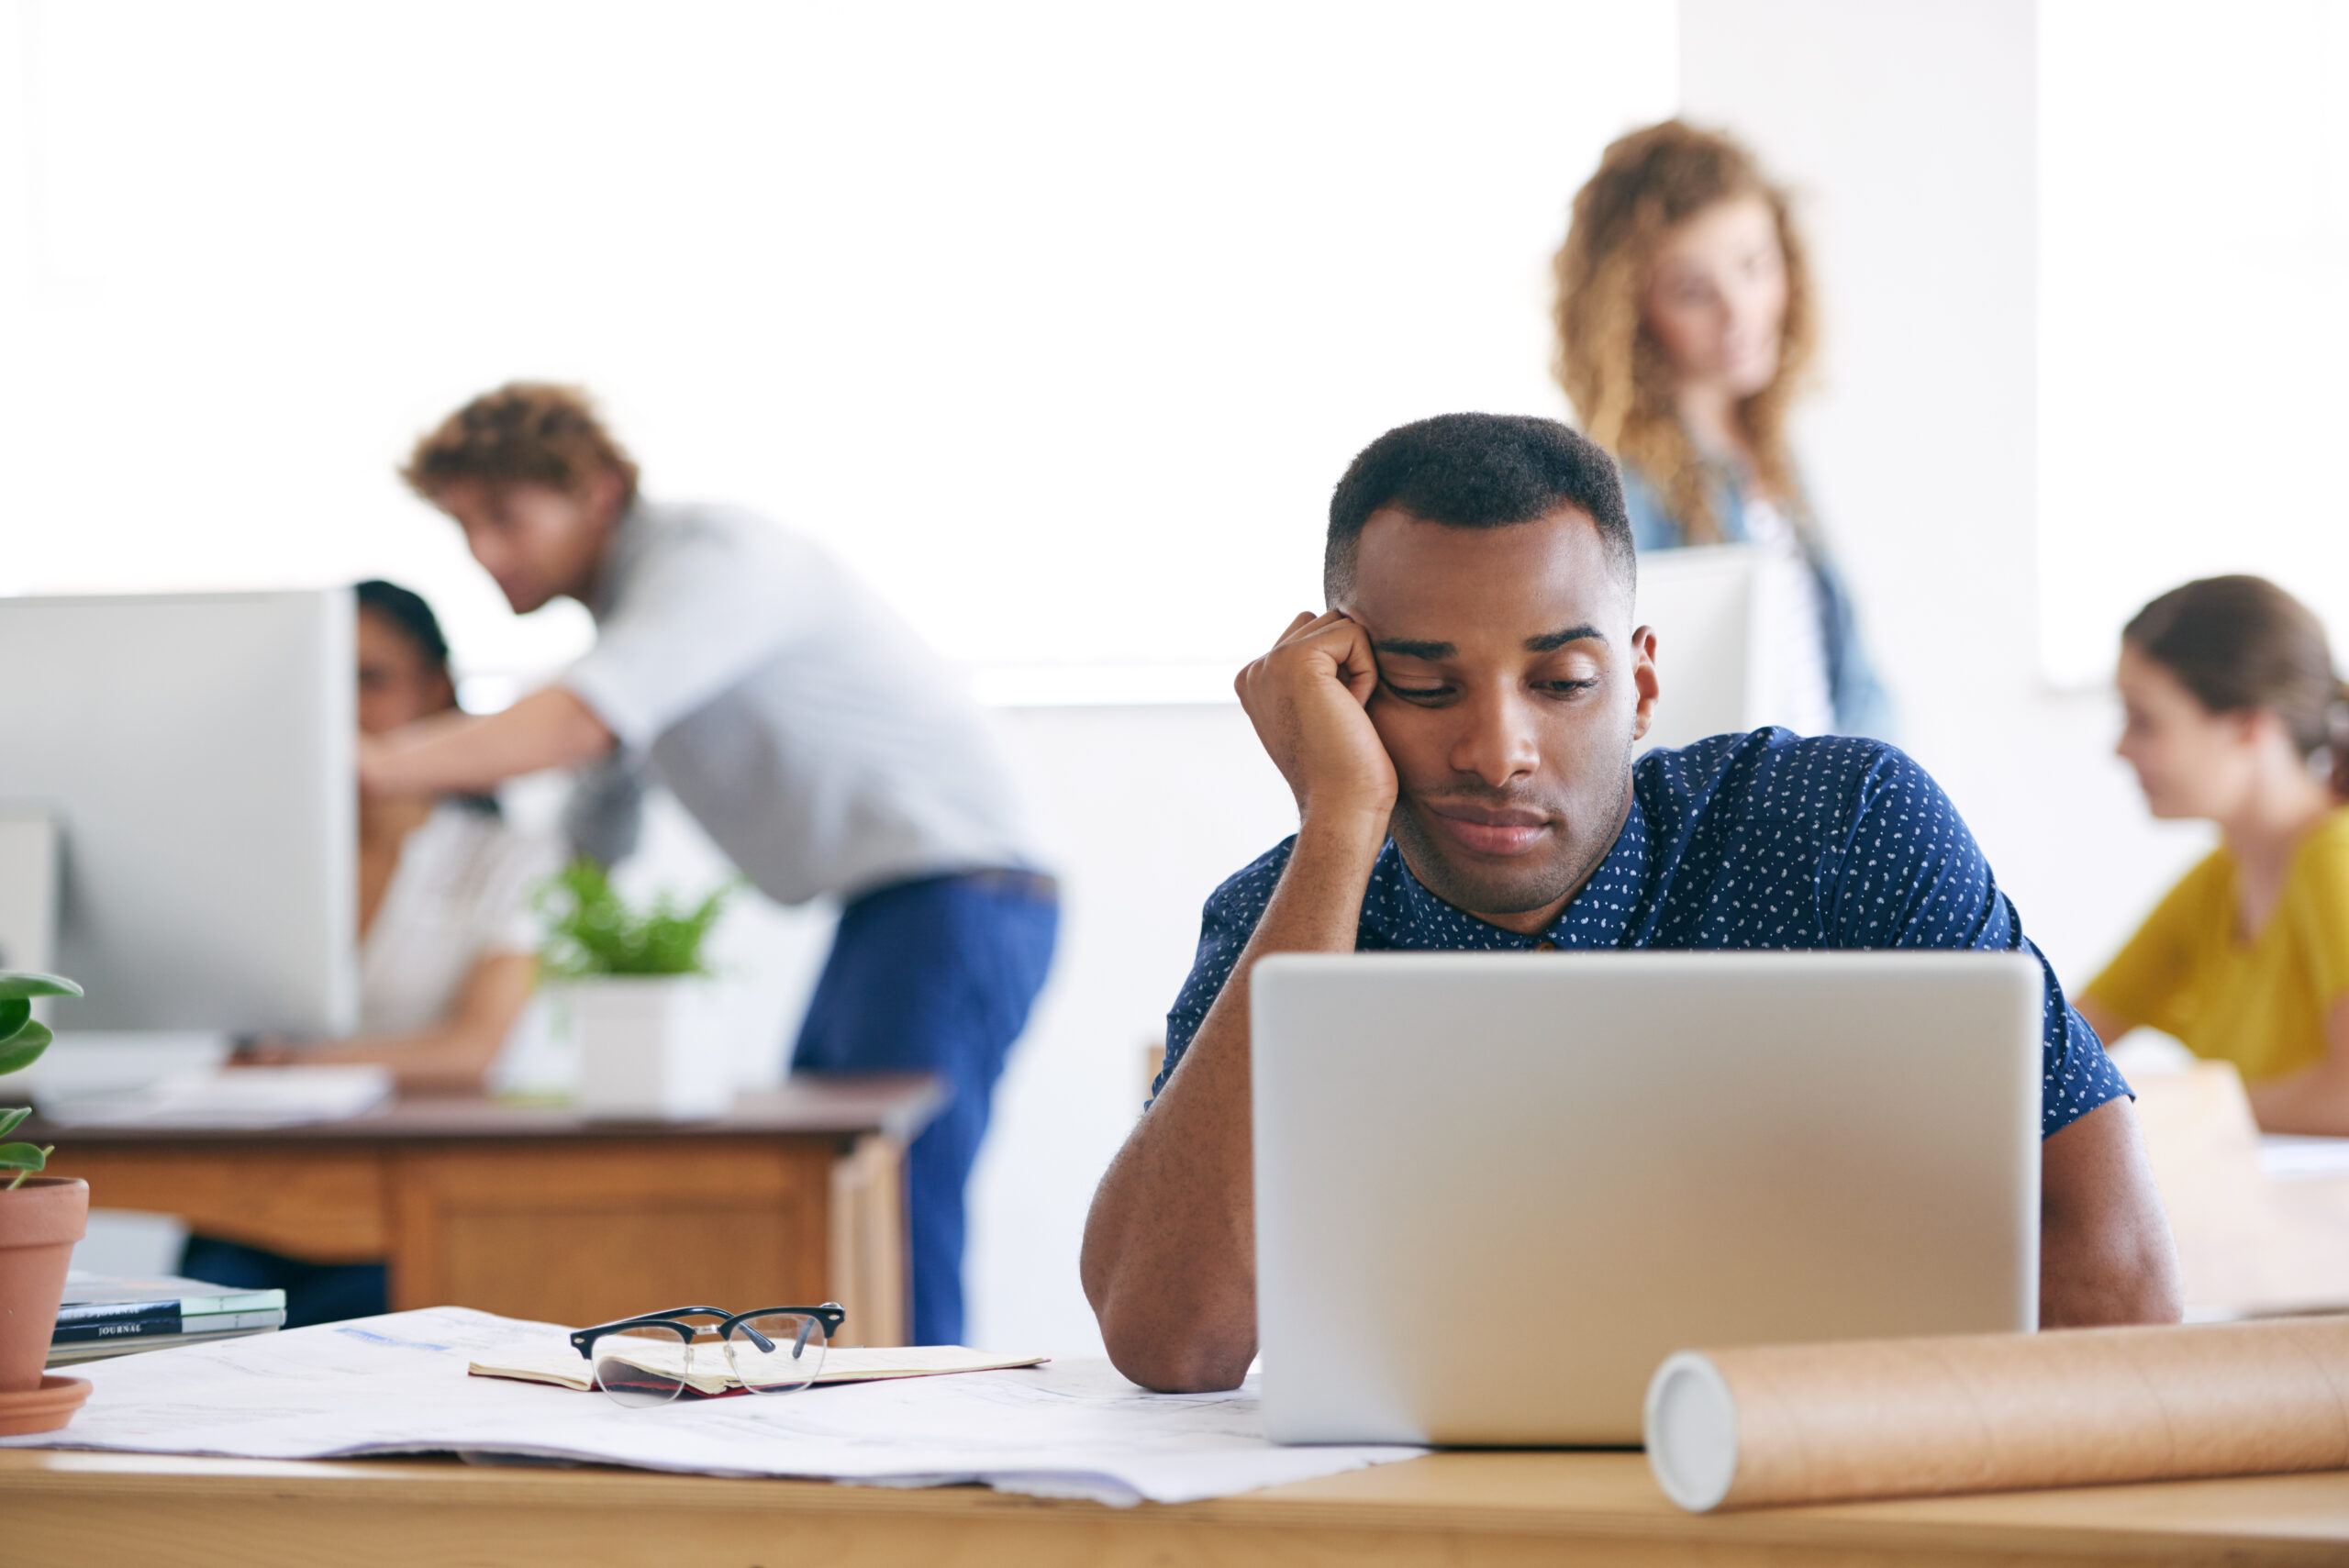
1554, 120, 1890, 738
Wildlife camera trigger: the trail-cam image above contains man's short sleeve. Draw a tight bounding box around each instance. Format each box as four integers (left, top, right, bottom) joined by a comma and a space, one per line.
564, 522, 796, 750
1827, 747, 2131, 1137
1152, 841, 1295, 1103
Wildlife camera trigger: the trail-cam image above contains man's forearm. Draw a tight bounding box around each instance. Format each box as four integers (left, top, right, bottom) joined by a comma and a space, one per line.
2039, 1095, 2184, 1327
368, 685, 615, 795
1082, 814, 1386, 1392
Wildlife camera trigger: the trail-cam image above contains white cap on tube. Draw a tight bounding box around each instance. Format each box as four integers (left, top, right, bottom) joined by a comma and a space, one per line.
1645, 1351, 1740, 1513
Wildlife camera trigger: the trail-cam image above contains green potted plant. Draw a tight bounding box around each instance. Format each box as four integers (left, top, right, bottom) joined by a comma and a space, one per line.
0, 969, 89, 1434
538, 860, 740, 1120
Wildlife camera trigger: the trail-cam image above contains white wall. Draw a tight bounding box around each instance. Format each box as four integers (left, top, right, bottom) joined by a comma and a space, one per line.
1677, 0, 2211, 990
0, 0, 1680, 1351
28, 0, 2226, 1358
0, 0, 1675, 695
969, 706, 1298, 1352
2038, 0, 2349, 685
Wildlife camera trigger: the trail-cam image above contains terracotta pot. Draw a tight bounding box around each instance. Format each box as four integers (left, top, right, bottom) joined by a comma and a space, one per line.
0, 1176, 88, 1395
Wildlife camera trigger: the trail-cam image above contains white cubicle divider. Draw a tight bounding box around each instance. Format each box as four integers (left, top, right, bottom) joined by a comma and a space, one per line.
1633, 545, 1762, 753
0, 805, 57, 977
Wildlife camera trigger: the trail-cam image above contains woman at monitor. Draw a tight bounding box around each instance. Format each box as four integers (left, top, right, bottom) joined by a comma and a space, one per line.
2075, 576, 2349, 1135
1552, 120, 1890, 739
196, 581, 552, 1322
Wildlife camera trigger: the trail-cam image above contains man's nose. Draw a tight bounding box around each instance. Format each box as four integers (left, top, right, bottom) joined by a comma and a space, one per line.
1449, 685, 1541, 788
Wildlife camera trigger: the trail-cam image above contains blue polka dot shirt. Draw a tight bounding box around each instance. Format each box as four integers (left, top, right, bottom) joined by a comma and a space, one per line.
1157, 728, 2128, 1137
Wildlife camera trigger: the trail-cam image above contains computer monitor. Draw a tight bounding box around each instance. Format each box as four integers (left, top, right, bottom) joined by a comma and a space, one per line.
0, 589, 357, 1035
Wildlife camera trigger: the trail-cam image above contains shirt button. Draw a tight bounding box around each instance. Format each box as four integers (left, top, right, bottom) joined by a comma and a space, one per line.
1533, 940, 1557, 951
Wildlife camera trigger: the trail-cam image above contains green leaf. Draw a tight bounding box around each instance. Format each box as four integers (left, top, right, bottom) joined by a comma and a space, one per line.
0, 1106, 28, 1139
0, 972, 81, 1001
0, 999, 26, 1040
0, 1019, 52, 1077
0, 1141, 49, 1172
535, 859, 737, 978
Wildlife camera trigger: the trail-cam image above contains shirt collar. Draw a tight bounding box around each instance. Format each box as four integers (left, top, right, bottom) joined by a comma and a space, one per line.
1364, 791, 1652, 951
584, 500, 651, 621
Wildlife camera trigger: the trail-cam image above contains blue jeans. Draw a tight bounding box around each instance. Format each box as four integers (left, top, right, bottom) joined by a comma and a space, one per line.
790, 869, 1058, 1347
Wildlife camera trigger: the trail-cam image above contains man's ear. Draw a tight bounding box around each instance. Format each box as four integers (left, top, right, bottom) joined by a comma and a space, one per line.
1629, 625, 1661, 742
587, 465, 629, 528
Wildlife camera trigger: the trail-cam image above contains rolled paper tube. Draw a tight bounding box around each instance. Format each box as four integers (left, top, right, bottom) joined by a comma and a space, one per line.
1644, 1316, 2349, 1512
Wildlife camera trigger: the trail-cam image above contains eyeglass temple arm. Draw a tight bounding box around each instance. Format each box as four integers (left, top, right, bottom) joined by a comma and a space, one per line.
729, 1304, 848, 1356
569, 1305, 845, 1358
569, 1307, 738, 1358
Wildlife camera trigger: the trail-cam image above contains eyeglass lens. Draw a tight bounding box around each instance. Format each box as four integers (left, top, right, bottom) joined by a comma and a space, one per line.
587, 1323, 697, 1407
722, 1310, 831, 1394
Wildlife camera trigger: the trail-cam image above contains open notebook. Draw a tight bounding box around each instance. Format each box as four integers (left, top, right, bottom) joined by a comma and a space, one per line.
472, 1340, 1048, 1397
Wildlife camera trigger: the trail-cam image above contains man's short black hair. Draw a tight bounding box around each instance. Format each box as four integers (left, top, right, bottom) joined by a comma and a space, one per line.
1325, 413, 1635, 600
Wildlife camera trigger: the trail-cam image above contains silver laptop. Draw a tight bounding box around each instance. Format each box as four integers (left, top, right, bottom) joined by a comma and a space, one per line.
1250, 951, 2043, 1445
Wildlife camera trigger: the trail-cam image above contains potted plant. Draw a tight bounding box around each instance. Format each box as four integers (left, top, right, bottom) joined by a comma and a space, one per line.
538, 860, 740, 1121
0, 969, 89, 1435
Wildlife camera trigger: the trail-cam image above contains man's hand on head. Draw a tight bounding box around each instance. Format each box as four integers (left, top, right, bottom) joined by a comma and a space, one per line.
1236, 611, 1397, 840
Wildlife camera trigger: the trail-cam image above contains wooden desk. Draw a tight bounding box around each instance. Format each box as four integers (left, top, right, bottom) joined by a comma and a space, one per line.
29, 1077, 941, 1345
2, 1448, 2343, 1565
2132, 1063, 2349, 1316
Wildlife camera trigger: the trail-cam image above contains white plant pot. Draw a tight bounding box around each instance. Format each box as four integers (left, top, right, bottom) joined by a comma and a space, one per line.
553, 976, 736, 1121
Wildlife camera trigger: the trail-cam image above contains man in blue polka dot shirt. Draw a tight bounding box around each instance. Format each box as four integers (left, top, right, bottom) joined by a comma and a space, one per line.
1082, 413, 2184, 1394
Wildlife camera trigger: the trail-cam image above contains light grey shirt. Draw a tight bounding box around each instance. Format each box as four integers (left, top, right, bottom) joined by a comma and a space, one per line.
562, 499, 1041, 906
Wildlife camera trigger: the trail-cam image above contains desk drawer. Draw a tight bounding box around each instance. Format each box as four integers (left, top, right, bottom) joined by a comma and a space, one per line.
44, 1148, 389, 1262
385, 1141, 833, 1327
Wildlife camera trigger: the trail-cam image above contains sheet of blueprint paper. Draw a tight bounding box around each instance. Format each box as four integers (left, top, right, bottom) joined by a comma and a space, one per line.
1, 1307, 1424, 1507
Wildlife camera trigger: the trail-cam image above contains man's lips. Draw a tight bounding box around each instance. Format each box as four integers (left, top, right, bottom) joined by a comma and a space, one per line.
1421, 800, 1553, 857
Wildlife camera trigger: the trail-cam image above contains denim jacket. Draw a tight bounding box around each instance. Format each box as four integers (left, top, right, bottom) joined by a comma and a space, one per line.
1618, 462, 1895, 740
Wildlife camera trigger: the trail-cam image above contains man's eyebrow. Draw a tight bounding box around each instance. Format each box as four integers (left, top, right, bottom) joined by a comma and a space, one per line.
1525, 624, 1607, 652
1371, 638, 1454, 661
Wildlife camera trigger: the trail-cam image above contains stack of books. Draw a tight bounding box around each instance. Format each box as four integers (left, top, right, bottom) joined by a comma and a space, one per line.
46, 1272, 287, 1366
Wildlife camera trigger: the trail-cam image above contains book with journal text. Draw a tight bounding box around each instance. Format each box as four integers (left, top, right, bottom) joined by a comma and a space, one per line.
52, 1272, 287, 1353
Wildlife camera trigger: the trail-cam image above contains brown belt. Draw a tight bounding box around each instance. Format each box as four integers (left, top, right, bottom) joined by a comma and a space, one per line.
954, 867, 1060, 901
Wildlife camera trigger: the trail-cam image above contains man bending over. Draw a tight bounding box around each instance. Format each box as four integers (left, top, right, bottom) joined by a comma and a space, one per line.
1081, 413, 2182, 1394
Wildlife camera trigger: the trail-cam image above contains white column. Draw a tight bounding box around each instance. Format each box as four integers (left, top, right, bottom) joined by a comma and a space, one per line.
1675, 0, 2200, 976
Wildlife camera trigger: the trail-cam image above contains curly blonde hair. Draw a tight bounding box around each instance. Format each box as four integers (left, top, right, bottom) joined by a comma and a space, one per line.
1552, 121, 1817, 543
400, 382, 640, 505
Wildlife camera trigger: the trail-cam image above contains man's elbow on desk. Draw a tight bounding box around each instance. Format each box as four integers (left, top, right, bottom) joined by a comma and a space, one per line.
1097, 1303, 1254, 1396
1083, 1195, 1257, 1392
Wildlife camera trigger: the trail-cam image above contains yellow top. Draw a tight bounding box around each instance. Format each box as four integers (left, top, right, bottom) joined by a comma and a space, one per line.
2084, 806, 2349, 1081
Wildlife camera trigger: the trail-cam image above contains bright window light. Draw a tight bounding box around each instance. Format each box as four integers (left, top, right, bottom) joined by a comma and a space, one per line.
2040, 0, 2349, 686
0, 1, 1675, 700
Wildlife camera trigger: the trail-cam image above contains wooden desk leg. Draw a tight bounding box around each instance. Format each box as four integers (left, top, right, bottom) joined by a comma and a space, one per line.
828, 1133, 908, 1347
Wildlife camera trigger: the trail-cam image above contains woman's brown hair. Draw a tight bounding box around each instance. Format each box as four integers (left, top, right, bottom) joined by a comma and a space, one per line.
2126, 574, 2349, 796
1551, 120, 1817, 543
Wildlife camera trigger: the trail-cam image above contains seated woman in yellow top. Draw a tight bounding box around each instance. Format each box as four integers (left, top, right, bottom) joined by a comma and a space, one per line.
2076, 575, 2349, 1135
